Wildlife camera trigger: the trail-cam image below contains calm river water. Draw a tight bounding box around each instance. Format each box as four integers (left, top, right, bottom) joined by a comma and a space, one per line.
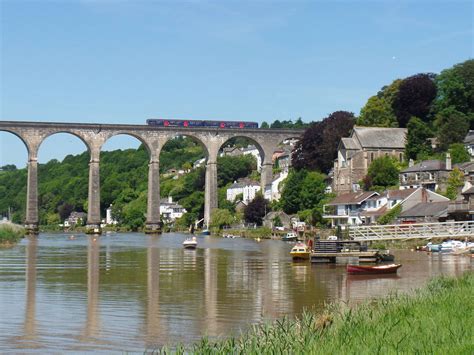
0, 232, 471, 352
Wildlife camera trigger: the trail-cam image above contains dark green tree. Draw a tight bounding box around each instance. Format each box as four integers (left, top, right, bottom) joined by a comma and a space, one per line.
435, 59, 474, 126
261, 121, 269, 128
405, 117, 433, 160
435, 107, 470, 150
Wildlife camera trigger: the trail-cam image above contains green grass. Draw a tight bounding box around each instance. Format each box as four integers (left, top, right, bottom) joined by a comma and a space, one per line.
154, 272, 474, 354
0, 222, 25, 245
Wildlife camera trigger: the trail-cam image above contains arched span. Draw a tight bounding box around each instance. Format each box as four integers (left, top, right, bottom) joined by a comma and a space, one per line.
159, 134, 209, 159
101, 132, 152, 157
0, 129, 31, 156
217, 135, 265, 163
39, 130, 92, 156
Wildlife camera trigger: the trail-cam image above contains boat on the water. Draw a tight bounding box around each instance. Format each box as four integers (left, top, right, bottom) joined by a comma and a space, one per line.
282, 231, 298, 241
183, 236, 197, 249
290, 242, 311, 260
347, 263, 402, 275
201, 229, 211, 236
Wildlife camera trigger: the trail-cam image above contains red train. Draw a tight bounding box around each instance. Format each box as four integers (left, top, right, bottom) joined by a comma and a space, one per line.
146, 119, 259, 129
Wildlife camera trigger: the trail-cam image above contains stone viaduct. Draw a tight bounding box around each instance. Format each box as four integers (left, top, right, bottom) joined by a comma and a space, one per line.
0, 121, 303, 233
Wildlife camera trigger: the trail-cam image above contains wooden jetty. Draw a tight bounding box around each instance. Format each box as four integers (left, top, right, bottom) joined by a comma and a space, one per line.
311, 240, 379, 263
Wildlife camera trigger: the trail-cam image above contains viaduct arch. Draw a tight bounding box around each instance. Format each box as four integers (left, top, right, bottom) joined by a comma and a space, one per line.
0, 121, 303, 233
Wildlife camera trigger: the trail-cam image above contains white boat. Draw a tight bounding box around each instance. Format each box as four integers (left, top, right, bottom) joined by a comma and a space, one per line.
183, 236, 197, 249
282, 232, 298, 241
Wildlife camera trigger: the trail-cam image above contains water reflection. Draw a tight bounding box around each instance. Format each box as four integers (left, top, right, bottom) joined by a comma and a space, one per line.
0, 234, 471, 352
83, 236, 100, 340
23, 236, 37, 344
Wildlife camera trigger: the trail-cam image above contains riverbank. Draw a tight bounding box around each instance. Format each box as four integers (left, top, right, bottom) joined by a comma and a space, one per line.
0, 222, 25, 247
158, 272, 474, 354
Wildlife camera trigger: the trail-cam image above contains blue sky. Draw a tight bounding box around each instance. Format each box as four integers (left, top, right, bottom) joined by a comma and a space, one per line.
1, 0, 473, 167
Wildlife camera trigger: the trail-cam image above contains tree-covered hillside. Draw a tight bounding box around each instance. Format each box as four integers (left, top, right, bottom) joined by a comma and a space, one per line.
0, 137, 256, 229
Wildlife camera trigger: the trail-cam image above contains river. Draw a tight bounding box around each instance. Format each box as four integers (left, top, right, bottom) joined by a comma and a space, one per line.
0, 232, 471, 352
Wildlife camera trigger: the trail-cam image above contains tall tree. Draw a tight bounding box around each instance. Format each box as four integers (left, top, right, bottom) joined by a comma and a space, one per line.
435, 59, 474, 122
448, 143, 471, 165
445, 167, 465, 200
280, 169, 306, 214
405, 117, 433, 160
435, 107, 470, 151
292, 111, 355, 173
393, 73, 437, 127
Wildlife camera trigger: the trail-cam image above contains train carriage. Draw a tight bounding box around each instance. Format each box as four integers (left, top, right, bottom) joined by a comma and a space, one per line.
146, 119, 258, 129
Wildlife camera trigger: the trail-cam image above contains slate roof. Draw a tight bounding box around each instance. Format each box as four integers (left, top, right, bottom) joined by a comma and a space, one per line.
401, 160, 447, 173
456, 161, 474, 173
352, 126, 407, 149
327, 191, 378, 205
464, 130, 474, 144
399, 201, 449, 218
341, 137, 361, 150
387, 188, 417, 200
462, 186, 474, 195
229, 178, 260, 189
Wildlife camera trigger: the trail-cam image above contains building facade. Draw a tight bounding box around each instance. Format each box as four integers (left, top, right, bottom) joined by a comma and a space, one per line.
226, 179, 261, 204
332, 126, 407, 195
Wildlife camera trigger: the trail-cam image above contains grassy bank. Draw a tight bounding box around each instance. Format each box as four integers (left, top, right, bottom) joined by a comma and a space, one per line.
156, 272, 473, 354
0, 222, 25, 246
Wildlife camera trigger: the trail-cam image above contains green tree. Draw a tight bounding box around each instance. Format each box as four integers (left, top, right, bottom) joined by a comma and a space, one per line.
280, 170, 306, 214
405, 117, 433, 160
367, 156, 400, 189
445, 167, 465, 200
435, 107, 470, 150
261, 121, 269, 128
210, 208, 235, 229
448, 143, 471, 164
435, 59, 474, 126
299, 171, 327, 210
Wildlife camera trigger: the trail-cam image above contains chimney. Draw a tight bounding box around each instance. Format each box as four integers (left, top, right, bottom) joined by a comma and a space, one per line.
446, 153, 452, 171
409, 159, 414, 168
168, 196, 172, 203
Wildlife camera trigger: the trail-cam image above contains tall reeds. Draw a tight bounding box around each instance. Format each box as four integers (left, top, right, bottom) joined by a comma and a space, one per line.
0, 222, 25, 245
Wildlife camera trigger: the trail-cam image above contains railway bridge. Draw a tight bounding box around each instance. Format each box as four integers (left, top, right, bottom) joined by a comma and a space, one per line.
0, 120, 303, 233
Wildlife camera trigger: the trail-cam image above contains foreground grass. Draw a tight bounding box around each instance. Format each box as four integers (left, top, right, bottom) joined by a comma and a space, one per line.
156, 272, 474, 354
0, 222, 25, 245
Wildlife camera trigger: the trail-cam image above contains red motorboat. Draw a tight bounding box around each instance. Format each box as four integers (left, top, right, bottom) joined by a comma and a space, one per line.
347, 263, 402, 275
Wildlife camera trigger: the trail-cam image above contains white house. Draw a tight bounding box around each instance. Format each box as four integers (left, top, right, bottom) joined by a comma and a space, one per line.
226, 179, 261, 204
270, 170, 288, 201
323, 187, 449, 227
160, 196, 187, 221
105, 204, 118, 225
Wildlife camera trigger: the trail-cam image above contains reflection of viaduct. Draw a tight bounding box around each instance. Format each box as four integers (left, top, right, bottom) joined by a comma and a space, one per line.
1, 121, 302, 233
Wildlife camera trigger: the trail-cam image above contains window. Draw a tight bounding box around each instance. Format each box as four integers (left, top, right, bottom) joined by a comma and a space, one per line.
415, 173, 420, 181
399, 153, 403, 162
370, 152, 374, 162
402, 174, 408, 182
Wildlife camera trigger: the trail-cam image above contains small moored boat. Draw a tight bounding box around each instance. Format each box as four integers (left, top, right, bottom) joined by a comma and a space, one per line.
183, 236, 197, 249
347, 263, 402, 275
290, 242, 311, 260
282, 232, 298, 241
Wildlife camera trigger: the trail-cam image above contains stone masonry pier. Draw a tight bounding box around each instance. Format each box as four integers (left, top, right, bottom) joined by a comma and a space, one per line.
0, 120, 303, 234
